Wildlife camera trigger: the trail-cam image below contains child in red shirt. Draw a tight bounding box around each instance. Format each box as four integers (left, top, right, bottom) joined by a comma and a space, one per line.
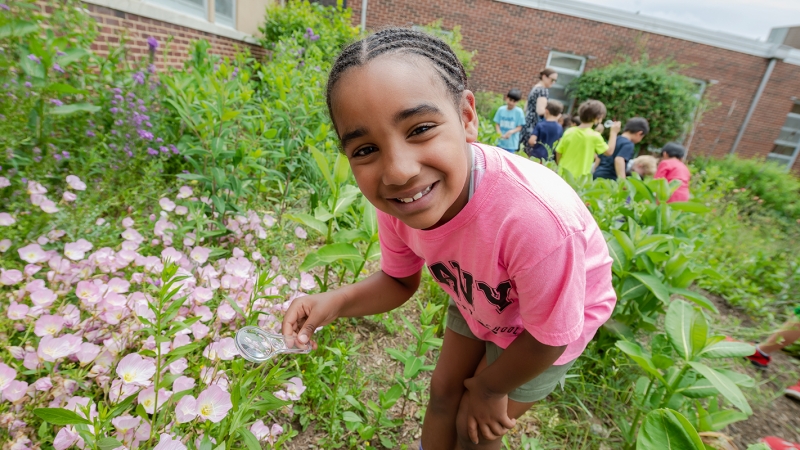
654, 142, 691, 202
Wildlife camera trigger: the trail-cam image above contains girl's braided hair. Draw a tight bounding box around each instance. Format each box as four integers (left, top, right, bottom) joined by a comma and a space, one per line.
325, 27, 468, 130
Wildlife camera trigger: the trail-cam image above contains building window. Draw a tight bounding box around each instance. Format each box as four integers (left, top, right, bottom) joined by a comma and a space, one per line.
147, 0, 236, 28
546, 51, 586, 113
767, 102, 800, 170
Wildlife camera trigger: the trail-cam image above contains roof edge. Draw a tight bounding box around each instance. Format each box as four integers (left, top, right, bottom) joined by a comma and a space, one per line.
494, 0, 788, 60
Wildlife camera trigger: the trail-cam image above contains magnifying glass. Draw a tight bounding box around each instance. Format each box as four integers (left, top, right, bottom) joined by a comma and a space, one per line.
234, 326, 312, 363
604, 120, 614, 128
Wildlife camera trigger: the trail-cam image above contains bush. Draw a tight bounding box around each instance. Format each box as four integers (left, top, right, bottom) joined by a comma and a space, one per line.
567, 58, 700, 148
416, 19, 477, 77
692, 156, 800, 220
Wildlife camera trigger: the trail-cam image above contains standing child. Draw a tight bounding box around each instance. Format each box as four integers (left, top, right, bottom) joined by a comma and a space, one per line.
281, 28, 616, 450
555, 100, 621, 178
654, 143, 691, 202
527, 99, 564, 162
594, 118, 649, 181
493, 89, 526, 153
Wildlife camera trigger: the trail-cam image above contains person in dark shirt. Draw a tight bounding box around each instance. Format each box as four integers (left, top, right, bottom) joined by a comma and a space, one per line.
593, 117, 649, 180
526, 99, 564, 162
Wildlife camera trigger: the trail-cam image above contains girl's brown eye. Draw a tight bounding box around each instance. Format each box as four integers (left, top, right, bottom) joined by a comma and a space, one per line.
410, 125, 434, 137
353, 146, 377, 158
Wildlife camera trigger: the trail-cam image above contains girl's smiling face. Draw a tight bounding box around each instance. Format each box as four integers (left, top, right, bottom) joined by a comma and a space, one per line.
330, 55, 479, 230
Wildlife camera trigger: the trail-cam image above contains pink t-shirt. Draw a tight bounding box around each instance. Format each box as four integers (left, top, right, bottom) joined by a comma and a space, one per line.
377, 144, 616, 365
655, 158, 691, 203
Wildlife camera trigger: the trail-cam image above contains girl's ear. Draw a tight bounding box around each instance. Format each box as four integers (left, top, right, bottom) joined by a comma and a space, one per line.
460, 90, 479, 143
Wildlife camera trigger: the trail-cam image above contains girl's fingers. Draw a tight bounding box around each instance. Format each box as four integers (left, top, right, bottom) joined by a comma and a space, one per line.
487, 421, 507, 438
467, 415, 480, 444
479, 423, 498, 441
500, 415, 516, 430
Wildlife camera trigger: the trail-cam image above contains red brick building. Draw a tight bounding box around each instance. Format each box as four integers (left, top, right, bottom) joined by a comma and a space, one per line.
350, 0, 800, 172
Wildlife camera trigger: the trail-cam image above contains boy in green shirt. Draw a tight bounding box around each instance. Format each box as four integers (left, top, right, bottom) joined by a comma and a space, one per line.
555, 100, 620, 177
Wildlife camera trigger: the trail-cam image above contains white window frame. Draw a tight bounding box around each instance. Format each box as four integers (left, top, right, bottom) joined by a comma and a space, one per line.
146, 0, 207, 20
767, 109, 800, 171
545, 51, 587, 113
214, 0, 237, 28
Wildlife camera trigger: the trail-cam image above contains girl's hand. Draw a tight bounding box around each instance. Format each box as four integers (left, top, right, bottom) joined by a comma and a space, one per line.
463, 377, 516, 443
281, 291, 343, 350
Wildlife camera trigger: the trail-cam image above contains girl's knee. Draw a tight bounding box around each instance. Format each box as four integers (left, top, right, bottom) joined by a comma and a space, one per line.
428, 374, 465, 413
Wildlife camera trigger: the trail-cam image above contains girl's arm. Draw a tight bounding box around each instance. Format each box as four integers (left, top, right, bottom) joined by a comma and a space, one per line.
494, 123, 502, 135
282, 270, 421, 346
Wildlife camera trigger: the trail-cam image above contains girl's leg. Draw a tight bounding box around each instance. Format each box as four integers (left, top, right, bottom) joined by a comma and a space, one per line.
421, 328, 486, 450
454, 356, 535, 450
759, 318, 800, 354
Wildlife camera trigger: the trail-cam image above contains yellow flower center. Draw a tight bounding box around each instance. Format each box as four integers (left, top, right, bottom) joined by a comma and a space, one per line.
200, 404, 212, 416
123, 373, 134, 383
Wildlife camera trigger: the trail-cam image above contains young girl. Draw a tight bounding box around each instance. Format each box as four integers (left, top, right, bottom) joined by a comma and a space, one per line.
281, 28, 616, 449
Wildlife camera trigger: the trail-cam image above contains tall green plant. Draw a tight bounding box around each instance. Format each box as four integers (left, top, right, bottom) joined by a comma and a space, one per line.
567, 58, 701, 148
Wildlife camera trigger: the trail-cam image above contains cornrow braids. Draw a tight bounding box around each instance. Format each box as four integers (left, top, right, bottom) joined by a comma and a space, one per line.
326, 27, 468, 130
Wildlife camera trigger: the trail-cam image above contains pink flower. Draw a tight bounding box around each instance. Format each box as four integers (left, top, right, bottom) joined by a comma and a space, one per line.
0, 269, 22, 285
0, 212, 15, 226
153, 434, 187, 450
224, 256, 252, 278
53, 426, 82, 450
300, 272, 316, 291
190, 247, 210, 264
117, 353, 156, 386
175, 395, 197, 423
109, 379, 139, 404
263, 213, 276, 227
121, 217, 134, 228
40, 198, 60, 213
177, 186, 193, 199
295, 226, 307, 239
111, 414, 141, 436
0, 363, 17, 391
217, 303, 236, 322
0, 239, 11, 252
0, 176, 9, 188
30, 287, 57, 308
159, 197, 176, 212
107, 277, 130, 293
76, 343, 101, 365
37, 334, 82, 362
63, 242, 87, 261
168, 357, 188, 375
3, 380, 28, 402
18, 243, 47, 263
27, 181, 47, 195
173, 376, 195, 392
192, 286, 213, 304
284, 377, 306, 401
62, 191, 77, 202
34, 315, 65, 337
191, 321, 210, 339
96, 218, 106, 226
121, 227, 144, 243
175, 205, 188, 215
66, 175, 86, 191
195, 385, 232, 423
138, 386, 171, 414
33, 376, 52, 391
75, 281, 101, 304
250, 420, 271, 440
161, 247, 183, 263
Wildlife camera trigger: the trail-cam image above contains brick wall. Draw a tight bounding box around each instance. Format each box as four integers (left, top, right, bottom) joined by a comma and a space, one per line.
350, 0, 800, 172
49, 2, 268, 70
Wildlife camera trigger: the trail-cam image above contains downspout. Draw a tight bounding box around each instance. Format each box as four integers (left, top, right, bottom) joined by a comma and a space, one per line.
360, 0, 368, 33
729, 57, 777, 154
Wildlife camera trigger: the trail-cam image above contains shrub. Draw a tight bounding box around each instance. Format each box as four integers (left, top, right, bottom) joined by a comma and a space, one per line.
416, 19, 477, 77
692, 155, 800, 220
567, 58, 701, 148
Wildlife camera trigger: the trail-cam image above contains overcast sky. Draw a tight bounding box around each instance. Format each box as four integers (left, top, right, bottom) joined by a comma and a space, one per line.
577, 0, 800, 41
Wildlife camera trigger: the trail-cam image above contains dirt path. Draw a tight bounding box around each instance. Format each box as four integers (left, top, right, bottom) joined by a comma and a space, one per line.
704, 290, 800, 448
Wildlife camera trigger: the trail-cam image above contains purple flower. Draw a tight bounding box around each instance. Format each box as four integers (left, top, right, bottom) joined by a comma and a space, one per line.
147, 147, 158, 156
49, 99, 64, 106
27, 54, 40, 63
111, 130, 118, 135
56, 50, 66, 56
139, 106, 147, 112
32, 147, 41, 155
147, 36, 159, 51
110, 107, 119, 114
159, 146, 169, 153
132, 71, 145, 85
62, 151, 70, 158
156, 137, 163, 143
310, 34, 320, 42
137, 129, 154, 140
24, 81, 32, 88
53, 154, 61, 161
86, 130, 95, 137
52, 63, 64, 73
0, 4, 9, 10
109, 144, 117, 149
148, 64, 156, 74
112, 87, 122, 94
171, 145, 179, 155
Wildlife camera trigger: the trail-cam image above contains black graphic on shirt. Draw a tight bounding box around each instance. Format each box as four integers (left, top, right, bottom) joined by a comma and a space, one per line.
429, 261, 514, 316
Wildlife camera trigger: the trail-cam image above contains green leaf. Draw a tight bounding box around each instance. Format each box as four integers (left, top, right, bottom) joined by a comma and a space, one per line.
615, 341, 665, 383
199, 436, 213, 450
285, 213, 327, 236
343, 411, 363, 423
665, 299, 695, 361
0, 20, 38, 38
333, 151, 350, 185
108, 392, 139, 420
46, 83, 87, 95
362, 199, 378, 238
607, 238, 628, 275
97, 437, 125, 450
49, 103, 101, 115
611, 229, 635, 259
668, 202, 711, 213
237, 428, 262, 450
620, 277, 648, 301
636, 408, 705, 450
688, 362, 752, 414
166, 342, 203, 358
707, 410, 749, 431
299, 243, 363, 271
746, 444, 771, 450
689, 308, 708, 360
33, 408, 92, 426
669, 287, 718, 313
403, 356, 425, 379
631, 272, 670, 304
57, 47, 91, 67
310, 146, 334, 192
698, 341, 755, 359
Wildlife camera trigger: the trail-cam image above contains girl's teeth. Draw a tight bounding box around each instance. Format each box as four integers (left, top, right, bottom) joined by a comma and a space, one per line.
398, 184, 432, 203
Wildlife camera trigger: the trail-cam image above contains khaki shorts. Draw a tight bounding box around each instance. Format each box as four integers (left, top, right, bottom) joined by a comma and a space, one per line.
446, 300, 576, 403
